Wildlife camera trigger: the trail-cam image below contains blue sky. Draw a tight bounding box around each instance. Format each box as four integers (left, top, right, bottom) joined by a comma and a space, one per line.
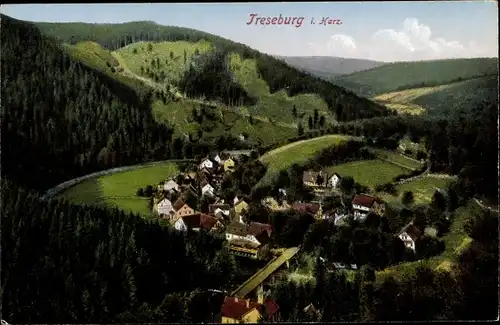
1, 2, 497, 61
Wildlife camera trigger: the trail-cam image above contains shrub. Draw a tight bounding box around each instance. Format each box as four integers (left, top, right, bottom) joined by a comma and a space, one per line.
136, 188, 144, 197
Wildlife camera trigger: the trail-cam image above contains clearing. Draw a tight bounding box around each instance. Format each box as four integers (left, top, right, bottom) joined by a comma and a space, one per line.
376, 200, 481, 283
229, 53, 332, 124
379, 176, 454, 206
370, 148, 424, 170
325, 159, 409, 187
59, 162, 179, 217
259, 134, 352, 184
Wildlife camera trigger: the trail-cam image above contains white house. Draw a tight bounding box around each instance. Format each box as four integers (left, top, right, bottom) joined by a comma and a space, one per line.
214, 207, 230, 217
201, 183, 215, 196
213, 154, 222, 164
327, 173, 342, 189
163, 179, 179, 192
398, 222, 422, 251
233, 196, 241, 205
156, 198, 174, 216
351, 194, 386, 220
199, 158, 214, 170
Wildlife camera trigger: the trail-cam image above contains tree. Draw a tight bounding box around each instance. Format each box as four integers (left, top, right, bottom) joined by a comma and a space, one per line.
339, 176, 355, 194
319, 115, 325, 128
170, 51, 174, 59
431, 190, 447, 211
313, 109, 319, 127
292, 105, 297, 117
133, 48, 138, 54
136, 188, 144, 196
308, 116, 313, 130
415, 235, 445, 259
298, 122, 304, 136
402, 191, 414, 206
144, 185, 153, 197
147, 43, 153, 51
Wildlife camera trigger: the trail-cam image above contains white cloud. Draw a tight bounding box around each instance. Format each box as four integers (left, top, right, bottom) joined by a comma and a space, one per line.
308, 18, 494, 61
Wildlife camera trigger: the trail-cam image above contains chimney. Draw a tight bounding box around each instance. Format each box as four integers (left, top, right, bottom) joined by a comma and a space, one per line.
246, 299, 250, 308
234, 297, 238, 303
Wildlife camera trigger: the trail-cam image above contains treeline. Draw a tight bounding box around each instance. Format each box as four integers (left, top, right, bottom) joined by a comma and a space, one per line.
0, 180, 238, 323
177, 50, 255, 106
34, 19, 394, 122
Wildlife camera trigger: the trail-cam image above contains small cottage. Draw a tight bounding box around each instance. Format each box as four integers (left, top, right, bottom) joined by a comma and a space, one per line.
220, 294, 279, 323
327, 173, 342, 189
398, 222, 422, 251
351, 194, 386, 219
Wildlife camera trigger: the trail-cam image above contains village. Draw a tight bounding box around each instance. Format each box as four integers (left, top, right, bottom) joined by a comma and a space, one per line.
138, 150, 426, 323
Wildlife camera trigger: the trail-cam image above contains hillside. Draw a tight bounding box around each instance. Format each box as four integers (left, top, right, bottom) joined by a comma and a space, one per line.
331, 57, 498, 97
372, 75, 498, 116
276, 55, 386, 78
34, 20, 394, 124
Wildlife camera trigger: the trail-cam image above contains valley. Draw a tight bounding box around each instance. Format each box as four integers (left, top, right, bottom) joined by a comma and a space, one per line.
0, 5, 498, 325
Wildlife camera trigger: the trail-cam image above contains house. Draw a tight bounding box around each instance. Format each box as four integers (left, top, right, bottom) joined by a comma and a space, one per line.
303, 303, 320, 319
209, 203, 231, 216
225, 221, 273, 246
220, 294, 279, 323
278, 188, 287, 197
223, 158, 236, 172
233, 196, 241, 205
262, 197, 290, 211
173, 202, 195, 221
199, 158, 214, 170
327, 173, 342, 189
199, 167, 213, 177
234, 199, 249, 216
174, 213, 223, 232
201, 179, 215, 197
163, 179, 179, 192
292, 202, 322, 219
351, 194, 386, 219
398, 222, 422, 251
155, 198, 174, 217
302, 171, 327, 187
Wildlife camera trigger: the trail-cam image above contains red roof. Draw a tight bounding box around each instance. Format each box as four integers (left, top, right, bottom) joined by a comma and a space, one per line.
352, 194, 376, 208
247, 222, 274, 237
180, 213, 217, 230
221, 296, 279, 320
292, 203, 320, 215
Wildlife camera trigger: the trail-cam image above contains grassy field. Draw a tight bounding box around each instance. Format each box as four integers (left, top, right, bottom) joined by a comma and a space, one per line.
325, 159, 410, 187
59, 162, 179, 217
379, 176, 454, 206
333, 57, 498, 97
259, 134, 352, 184
229, 53, 333, 124
371, 148, 424, 170
376, 200, 481, 283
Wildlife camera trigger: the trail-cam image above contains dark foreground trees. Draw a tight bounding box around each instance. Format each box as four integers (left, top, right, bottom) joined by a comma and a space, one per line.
0, 181, 235, 323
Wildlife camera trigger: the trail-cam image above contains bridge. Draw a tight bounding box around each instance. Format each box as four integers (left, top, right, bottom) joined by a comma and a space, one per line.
231, 247, 300, 298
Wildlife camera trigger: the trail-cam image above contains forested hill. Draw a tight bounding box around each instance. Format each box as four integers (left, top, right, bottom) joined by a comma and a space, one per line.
34, 20, 394, 121
331, 58, 498, 97
0, 15, 188, 191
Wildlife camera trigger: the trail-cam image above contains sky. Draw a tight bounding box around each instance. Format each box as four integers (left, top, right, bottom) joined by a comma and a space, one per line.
1, 2, 498, 62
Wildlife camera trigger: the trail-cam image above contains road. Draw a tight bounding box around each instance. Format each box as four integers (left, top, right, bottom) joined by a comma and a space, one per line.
231, 247, 300, 298
473, 198, 499, 213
